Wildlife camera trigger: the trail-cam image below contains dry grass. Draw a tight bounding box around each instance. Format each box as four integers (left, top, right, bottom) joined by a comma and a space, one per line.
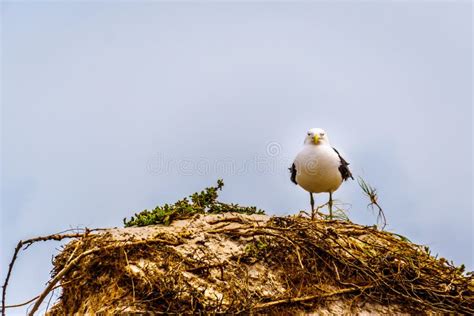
45, 214, 473, 314
3, 181, 471, 314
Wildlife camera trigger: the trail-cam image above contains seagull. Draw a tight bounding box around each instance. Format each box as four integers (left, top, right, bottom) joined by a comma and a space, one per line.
290, 128, 353, 219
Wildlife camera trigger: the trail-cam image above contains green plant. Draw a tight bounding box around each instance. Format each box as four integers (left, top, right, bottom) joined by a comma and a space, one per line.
123, 179, 265, 227
244, 239, 268, 257
358, 176, 387, 229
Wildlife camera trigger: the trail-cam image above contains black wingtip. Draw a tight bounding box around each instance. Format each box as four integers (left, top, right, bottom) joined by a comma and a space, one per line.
333, 147, 353, 182
289, 164, 298, 185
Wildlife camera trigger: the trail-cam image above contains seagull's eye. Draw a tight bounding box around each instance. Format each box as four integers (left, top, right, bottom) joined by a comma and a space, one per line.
307, 133, 311, 136
320, 133, 325, 137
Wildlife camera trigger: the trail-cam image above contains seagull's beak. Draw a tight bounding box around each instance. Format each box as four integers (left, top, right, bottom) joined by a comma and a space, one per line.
313, 135, 319, 144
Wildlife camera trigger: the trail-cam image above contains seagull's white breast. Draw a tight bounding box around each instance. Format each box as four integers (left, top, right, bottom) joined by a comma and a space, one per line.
294, 145, 343, 193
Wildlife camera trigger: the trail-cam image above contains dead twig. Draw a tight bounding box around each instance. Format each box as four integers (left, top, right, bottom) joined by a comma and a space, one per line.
4, 278, 77, 310
254, 286, 373, 309
1, 229, 94, 316
28, 237, 181, 316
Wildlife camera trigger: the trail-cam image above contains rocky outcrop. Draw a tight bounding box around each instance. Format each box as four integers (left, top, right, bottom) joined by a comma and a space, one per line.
48, 213, 473, 314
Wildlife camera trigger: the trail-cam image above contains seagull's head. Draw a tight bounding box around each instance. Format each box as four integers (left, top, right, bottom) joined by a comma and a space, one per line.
304, 128, 330, 145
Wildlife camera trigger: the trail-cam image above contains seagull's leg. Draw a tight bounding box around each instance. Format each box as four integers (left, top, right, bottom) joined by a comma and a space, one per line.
329, 192, 334, 219
310, 192, 315, 220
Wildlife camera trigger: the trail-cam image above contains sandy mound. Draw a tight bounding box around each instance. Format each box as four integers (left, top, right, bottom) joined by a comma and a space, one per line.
47, 213, 473, 314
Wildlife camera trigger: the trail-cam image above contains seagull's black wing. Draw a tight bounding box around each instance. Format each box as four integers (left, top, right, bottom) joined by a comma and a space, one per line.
289, 163, 298, 185
333, 148, 354, 181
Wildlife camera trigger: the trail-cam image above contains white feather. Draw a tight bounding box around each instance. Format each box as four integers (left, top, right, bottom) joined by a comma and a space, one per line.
293, 128, 343, 194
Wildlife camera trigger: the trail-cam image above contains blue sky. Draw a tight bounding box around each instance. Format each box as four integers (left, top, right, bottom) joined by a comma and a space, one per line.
1, 1, 472, 313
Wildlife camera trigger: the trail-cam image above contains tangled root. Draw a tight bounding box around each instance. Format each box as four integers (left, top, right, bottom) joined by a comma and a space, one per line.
44, 214, 473, 314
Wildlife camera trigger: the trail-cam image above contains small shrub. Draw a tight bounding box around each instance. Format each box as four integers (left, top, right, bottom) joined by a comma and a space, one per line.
123, 179, 265, 227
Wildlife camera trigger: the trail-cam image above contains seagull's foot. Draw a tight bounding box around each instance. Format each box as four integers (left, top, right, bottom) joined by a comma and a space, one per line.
311, 209, 325, 221
315, 202, 329, 220
328, 192, 334, 220
311, 209, 322, 220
